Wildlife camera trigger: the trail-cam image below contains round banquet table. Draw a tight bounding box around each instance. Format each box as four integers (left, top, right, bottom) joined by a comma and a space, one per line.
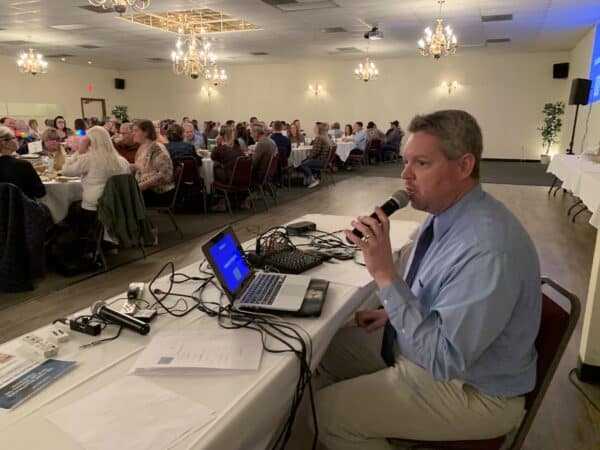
40, 179, 83, 223
289, 145, 312, 168
334, 141, 356, 162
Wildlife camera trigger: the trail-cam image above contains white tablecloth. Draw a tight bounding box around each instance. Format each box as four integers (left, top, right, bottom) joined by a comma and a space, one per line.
0, 214, 420, 450
334, 142, 355, 162
576, 172, 600, 228
289, 145, 312, 168
199, 158, 213, 191
547, 154, 600, 196
40, 180, 82, 223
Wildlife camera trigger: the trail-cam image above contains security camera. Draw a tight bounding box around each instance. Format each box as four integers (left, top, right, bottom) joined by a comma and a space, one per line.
113, 4, 126, 14
190, 73, 199, 80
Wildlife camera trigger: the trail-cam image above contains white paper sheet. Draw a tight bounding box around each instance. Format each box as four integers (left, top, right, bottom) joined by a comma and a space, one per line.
131, 328, 263, 375
46, 377, 215, 450
27, 140, 43, 154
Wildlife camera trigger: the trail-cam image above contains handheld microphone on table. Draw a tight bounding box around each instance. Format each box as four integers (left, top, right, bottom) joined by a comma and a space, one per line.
347, 190, 410, 243
92, 301, 150, 336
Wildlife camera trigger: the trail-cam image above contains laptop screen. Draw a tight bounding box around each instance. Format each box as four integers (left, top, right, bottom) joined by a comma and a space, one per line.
205, 229, 251, 296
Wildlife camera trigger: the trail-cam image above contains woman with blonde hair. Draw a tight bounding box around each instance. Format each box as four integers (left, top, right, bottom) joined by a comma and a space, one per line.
62, 126, 130, 235
289, 122, 305, 146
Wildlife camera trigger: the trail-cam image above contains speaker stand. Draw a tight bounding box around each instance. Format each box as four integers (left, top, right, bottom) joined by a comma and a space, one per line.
566, 104, 580, 155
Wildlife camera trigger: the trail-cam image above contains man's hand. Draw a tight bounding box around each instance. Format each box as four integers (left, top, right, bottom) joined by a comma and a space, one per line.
355, 309, 388, 332
345, 207, 397, 289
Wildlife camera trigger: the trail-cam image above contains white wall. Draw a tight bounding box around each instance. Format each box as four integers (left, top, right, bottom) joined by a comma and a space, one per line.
123, 50, 570, 160
561, 25, 600, 154
0, 54, 126, 128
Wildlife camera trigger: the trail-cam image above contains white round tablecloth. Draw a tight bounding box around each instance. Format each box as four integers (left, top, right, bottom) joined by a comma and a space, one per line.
334, 142, 355, 162
41, 180, 83, 223
289, 145, 312, 168
199, 158, 214, 191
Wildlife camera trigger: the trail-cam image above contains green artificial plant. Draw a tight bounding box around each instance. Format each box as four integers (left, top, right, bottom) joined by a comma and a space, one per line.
538, 101, 565, 154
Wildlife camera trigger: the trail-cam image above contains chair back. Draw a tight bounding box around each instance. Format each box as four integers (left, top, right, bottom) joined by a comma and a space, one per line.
277, 147, 289, 169
510, 277, 580, 450
326, 145, 337, 168
367, 138, 382, 151
170, 162, 185, 209
174, 157, 202, 185
265, 154, 278, 181
228, 156, 253, 187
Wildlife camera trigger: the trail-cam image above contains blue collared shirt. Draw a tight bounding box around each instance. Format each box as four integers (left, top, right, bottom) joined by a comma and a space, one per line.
378, 184, 541, 397
354, 130, 367, 151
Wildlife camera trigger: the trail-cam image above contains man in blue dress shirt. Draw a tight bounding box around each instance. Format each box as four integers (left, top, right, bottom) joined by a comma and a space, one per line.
314, 110, 541, 449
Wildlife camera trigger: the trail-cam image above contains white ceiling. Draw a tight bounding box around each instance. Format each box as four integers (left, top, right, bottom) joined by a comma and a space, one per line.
0, 0, 598, 70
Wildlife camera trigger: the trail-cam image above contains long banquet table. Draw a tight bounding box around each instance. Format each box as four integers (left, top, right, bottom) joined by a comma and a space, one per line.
40, 180, 83, 223
0, 214, 420, 450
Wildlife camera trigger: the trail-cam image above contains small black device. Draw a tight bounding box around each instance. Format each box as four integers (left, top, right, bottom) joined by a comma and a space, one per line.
114, 78, 126, 90
133, 309, 157, 323
69, 319, 102, 336
260, 249, 327, 274
553, 62, 569, 79
348, 190, 409, 242
569, 78, 591, 105
92, 301, 150, 335
286, 221, 317, 236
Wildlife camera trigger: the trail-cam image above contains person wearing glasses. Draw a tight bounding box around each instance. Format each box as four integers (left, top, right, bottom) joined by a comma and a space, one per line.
53, 115, 72, 142
0, 126, 45, 200
41, 128, 67, 171
113, 122, 139, 163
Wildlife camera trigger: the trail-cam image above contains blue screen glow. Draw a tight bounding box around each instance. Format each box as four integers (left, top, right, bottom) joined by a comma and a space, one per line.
209, 232, 250, 294
589, 25, 600, 104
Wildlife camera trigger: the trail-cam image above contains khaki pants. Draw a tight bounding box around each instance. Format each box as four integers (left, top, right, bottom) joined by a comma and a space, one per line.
314, 325, 525, 450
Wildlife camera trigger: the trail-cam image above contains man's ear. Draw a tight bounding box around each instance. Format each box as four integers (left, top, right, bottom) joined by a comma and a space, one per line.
457, 153, 476, 179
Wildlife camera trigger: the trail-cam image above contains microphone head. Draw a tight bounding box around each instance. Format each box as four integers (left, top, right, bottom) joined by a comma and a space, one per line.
390, 190, 409, 208
91, 300, 106, 316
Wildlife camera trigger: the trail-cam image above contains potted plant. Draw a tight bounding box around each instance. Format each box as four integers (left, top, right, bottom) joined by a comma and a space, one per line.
111, 105, 129, 123
538, 101, 565, 164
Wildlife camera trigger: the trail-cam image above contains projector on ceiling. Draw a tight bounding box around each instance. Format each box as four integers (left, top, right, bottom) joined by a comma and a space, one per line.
364, 27, 384, 40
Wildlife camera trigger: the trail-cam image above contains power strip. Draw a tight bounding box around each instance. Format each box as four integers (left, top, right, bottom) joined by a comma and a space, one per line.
17, 334, 58, 359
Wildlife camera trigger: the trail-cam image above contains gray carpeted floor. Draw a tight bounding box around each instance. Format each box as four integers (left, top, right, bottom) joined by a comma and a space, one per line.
0, 160, 554, 309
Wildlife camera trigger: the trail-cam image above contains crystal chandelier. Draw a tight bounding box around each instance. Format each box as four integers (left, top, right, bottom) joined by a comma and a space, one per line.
418, 0, 457, 59
354, 57, 379, 82
17, 48, 48, 75
204, 65, 228, 86
88, 0, 149, 14
171, 27, 217, 79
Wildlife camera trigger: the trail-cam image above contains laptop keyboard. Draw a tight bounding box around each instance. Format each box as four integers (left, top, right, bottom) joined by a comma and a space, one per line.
240, 273, 286, 306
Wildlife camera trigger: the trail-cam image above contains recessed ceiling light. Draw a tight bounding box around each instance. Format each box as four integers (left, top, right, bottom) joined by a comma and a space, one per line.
88, 61, 93, 64
60, 57, 66, 62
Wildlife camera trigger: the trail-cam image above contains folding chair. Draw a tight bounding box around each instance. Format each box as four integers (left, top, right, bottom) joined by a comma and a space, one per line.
277, 147, 293, 188
211, 156, 255, 217
252, 154, 279, 210
144, 162, 184, 238
320, 145, 338, 186
366, 138, 382, 164
174, 157, 207, 215
391, 277, 580, 450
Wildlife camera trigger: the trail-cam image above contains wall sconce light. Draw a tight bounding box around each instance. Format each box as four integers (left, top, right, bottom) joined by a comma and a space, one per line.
441, 80, 458, 95
308, 83, 322, 96
201, 85, 216, 98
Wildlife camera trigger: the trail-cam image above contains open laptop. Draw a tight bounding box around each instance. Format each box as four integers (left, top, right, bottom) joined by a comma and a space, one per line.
202, 227, 311, 312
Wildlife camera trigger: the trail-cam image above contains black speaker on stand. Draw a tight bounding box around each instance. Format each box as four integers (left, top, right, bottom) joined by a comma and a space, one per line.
566, 78, 591, 155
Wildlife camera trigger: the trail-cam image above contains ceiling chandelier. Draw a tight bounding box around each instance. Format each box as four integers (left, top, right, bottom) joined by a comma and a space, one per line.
418, 0, 457, 59
204, 65, 228, 86
88, 0, 149, 14
171, 27, 218, 79
17, 48, 48, 75
354, 57, 379, 82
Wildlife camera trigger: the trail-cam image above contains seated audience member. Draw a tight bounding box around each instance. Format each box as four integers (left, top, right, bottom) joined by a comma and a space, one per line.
299, 122, 331, 189
66, 118, 88, 153
330, 122, 343, 140
62, 126, 130, 239
0, 117, 16, 132
343, 123, 353, 138
344, 121, 367, 169
165, 123, 201, 165
104, 118, 116, 136
28, 119, 40, 139
225, 119, 236, 129
289, 122, 305, 146
235, 123, 249, 152
131, 120, 175, 206
113, 122, 139, 163
211, 125, 244, 184
380, 120, 406, 161
183, 122, 205, 150
191, 119, 202, 138
270, 121, 292, 158
0, 126, 45, 200
292, 119, 304, 136
43, 118, 54, 128
53, 115, 71, 141
204, 121, 219, 140
41, 128, 67, 171
366, 121, 386, 162
315, 110, 541, 449
250, 123, 277, 183
15, 120, 36, 155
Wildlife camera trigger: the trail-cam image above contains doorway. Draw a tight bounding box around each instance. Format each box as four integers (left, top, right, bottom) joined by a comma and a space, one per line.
80, 98, 106, 121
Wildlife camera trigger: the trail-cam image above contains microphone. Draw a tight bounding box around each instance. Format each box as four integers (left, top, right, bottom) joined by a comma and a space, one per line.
92, 301, 150, 336
348, 190, 410, 242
